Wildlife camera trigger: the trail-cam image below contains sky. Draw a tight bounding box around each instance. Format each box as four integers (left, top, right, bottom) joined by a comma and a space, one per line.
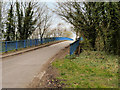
46, 2, 76, 39
46, 2, 71, 28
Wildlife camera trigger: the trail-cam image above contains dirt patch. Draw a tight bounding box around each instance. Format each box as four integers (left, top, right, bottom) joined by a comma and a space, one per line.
28, 45, 70, 88
38, 46, 69, 88
38, 66, 61, 88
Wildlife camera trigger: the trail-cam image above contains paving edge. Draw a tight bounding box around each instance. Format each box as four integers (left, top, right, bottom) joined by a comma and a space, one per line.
2, 41, 64, 59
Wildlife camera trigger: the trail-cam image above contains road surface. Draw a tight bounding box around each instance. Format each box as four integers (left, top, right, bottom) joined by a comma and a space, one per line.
2, 41, 72, 88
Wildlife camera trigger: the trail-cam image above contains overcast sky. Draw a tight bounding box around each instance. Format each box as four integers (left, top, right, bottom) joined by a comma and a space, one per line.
46, 2, 76, 39
46, 2, 72, 28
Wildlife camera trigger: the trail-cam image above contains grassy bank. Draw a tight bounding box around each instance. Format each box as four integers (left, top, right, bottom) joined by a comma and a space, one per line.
52, 51, 118, 88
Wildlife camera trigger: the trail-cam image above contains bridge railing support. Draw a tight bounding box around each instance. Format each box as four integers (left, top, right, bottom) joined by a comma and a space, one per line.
0, 37, 73, 53
70, 38, 81, 55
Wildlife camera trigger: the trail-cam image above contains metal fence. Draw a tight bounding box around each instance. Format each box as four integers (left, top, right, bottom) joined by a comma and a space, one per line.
70, 37, 82, 55
0, 37, 73, 53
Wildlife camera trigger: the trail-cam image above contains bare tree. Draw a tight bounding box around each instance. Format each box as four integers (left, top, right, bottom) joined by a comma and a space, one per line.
0, 1, 7, 40
46, 23, 66, 38
43, 29, 53, 38
56, 23, 64, 37
36, 3, 52, 43
63, 30, 73, 38
0, 2, 1, 23
0, 2, 2, 40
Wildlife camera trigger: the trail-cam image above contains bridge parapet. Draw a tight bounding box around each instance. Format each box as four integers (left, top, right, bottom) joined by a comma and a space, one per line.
70, 37, 83, 55
0, 37, 73, 53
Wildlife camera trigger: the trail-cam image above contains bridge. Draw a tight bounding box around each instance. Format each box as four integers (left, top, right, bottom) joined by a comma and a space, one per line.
1, 37, 76, 88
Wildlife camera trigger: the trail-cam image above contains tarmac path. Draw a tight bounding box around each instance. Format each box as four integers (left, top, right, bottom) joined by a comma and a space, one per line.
2, 41, 72, 88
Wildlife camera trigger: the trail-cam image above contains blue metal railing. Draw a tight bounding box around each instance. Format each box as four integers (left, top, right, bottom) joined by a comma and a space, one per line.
70, 37, 83, 55
0, 37, 73, 53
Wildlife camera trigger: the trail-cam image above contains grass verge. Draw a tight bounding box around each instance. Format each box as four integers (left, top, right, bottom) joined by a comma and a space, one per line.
52, 51, 119, 88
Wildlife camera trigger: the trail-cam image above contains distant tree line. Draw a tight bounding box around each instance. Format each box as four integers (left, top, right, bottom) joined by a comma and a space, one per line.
31, 23, 73, 39
56, 2, 120, 55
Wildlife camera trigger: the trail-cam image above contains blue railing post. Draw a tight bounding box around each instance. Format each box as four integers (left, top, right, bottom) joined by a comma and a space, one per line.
41, 39, 43, 44
32, 39, 33, 46
16, 41, 18, 50
35, 39, 38, 46
0, 42, 2, 52
33, 39, 35, 46
35, 39, 36, 46
36, 39, 38, 45
24, 40, 26, 48
31, 40, 34, 46
34, 39, 35, 46
70, 44, 72, 55
5, 41, 7, 52
30, 39, 32, 47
